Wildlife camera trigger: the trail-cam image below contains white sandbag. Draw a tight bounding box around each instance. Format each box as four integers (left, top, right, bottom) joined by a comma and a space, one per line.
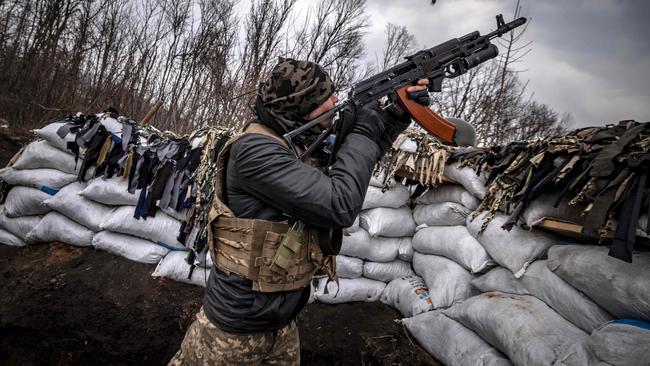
44, 182, 114, 232
380, 276, 433, 317
444, 292, 598, 366
359, 207, 416, 237
363, 259, 414, 282
0, 206, 42, 242
403, 310, 512, 366
472, 261, 613, 333
26, 211, 93, 247
193, 248, 214, 268
415, 184, 479, 210
3, 186, 53, 217
92, 231, 169, 264
589, 320, 650, 366
466, 211, 557, 278
397, 236, 414, 261
101, 206, 186, 250
0, 167, 76, 189
12, 140, 80, 174
413, 252, 477, 309
0, 227, 27, 247
413, 202, 471, 227
547, 245, 650, 322
336, 255, 363, 278
444, 162, 486, 199
521, 193, 587, 227
369, 169, 392, 188
362, 184, 409, 210
314, 277, 386, 304
152, 251, 209, 287
99, 115, 123, 133
161, 207, 188, 222
413, 226, 495, 273
33, 122, 76, 152
79, 177, 141, 206
339, 229, 401, 262
346, 216, 360, 233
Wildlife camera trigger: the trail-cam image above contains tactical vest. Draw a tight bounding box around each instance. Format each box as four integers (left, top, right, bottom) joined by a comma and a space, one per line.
206, 123, 336, 293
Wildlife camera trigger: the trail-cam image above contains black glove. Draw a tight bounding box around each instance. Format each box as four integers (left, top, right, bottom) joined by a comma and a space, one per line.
377, 89, 431, 154
348, 104, 387, 142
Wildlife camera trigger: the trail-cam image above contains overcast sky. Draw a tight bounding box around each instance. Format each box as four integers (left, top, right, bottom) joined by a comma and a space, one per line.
234, 0, 650, 129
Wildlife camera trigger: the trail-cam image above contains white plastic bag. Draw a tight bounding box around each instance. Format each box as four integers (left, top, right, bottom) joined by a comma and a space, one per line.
45, 182, 114, 231
413, 226, 495, 273
152, 251, 209, 287
92, 231, 169, 264
33, 122, 76, 152
466, 211, 557, 278
79, 177, 140, 206
359, 207, 416, 237
444, 162, 486, 199
336, 255, 363, 278
313, 277, 386, 304
397, 236, 414, 261
589, 320, 650, 366
0, 205, 42, 242
472, 261, 613, 333
402, 310, 512, 366
3, 186, 53, 217
413, 252, 477, 309
444, 292, 598, 366
362, 184, 409, 210
547, 244, 650, 322
339, 229, 401, 262
12, 140, 80, 174
0, 227, 27, 247
26, 211, 93, 247
363, 259, 414, 282
415, 184, 479, 210
380, 276, 433, 317
413, 202, 472, 227
0, 167, 76, 189
101, 206, 186, 250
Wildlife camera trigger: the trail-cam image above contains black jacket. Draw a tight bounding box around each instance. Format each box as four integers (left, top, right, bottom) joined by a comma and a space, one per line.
203, 130, 381, 334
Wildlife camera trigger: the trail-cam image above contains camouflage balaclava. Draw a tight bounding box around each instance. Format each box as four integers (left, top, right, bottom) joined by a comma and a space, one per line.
257, 58, 335, 145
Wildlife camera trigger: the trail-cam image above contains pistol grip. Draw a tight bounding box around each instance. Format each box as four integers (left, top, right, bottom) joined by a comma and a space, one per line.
395, 86, 456, 145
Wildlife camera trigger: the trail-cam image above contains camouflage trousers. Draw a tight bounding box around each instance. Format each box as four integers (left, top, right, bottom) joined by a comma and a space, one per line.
168, 307, 300, 366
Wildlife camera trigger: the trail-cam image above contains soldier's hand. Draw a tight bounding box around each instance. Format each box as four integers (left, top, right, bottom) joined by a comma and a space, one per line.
349, 105, 388, 142
406, 79, 430, 106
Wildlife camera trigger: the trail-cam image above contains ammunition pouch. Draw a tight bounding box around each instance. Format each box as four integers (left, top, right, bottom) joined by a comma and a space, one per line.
209, 216, 332, 292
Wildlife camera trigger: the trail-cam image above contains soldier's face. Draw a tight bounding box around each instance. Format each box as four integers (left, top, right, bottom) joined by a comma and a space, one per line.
305, 94, 338, 126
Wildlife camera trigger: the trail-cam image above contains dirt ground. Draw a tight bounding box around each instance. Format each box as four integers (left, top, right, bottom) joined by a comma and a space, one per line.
0, 132, 439, 365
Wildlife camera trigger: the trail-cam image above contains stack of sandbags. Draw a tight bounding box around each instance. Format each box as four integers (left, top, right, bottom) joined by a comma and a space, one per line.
314, 181, 416, 305
0, 135, 78, 246
434, 237, 648, 365
410, 184, 488, 310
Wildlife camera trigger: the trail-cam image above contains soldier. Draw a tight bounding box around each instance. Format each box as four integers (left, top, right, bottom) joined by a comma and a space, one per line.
169, 58, 430, 365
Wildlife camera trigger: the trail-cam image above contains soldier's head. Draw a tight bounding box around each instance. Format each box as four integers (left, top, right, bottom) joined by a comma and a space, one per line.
257, 58, 336, 143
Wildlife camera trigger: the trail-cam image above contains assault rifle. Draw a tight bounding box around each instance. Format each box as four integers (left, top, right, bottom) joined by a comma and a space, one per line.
283, 14, 527, 160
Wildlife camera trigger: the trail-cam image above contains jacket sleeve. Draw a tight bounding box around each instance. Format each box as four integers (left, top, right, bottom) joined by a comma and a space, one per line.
230, 132, 381, 229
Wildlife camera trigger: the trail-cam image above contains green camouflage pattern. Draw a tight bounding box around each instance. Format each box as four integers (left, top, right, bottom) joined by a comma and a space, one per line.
258, 58, 334, 144
169, 307, 300, 366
